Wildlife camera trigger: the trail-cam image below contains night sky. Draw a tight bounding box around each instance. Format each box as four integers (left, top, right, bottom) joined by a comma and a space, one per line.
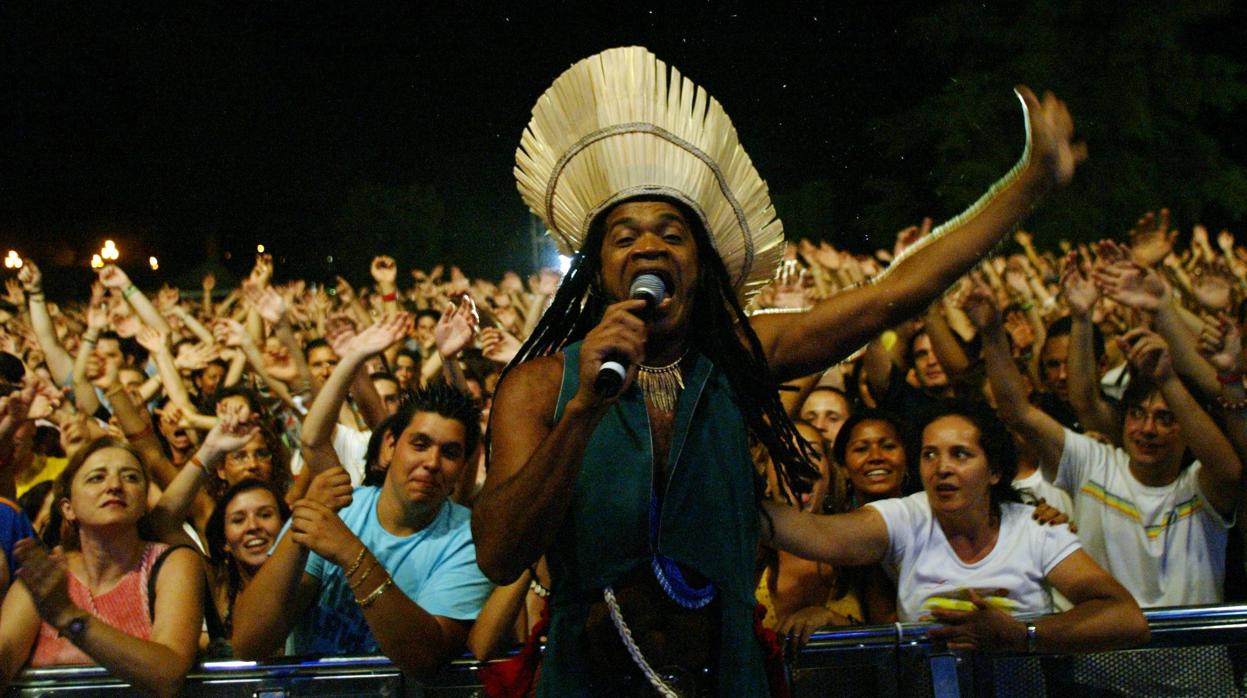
2, 2, 1241, 292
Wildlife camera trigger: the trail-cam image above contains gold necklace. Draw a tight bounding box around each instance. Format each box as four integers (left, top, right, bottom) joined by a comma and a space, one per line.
637, 351, 687, 413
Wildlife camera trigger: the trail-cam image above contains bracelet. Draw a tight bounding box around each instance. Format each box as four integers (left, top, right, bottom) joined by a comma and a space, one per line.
1216, 371, 1243, 386
348, 559, 379, 590
382, 291, 397, 302
343, 546, 368, 578
1217, 394, 1247, 411
529, 578, 551, 599
28, 290, 44, 302
355, 575, 394, 609
82, 335, 98, 346
1018, 301, 1035, 311
124, 423, 153, 443
1025, 621, 1039, 653
123, 285, 139, 300
189, 454, 212, 477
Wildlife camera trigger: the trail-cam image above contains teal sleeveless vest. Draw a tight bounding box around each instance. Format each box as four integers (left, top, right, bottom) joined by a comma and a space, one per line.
536, 342, 767, 696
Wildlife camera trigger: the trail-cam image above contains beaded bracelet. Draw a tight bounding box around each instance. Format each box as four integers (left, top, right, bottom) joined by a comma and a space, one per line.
1216, 394, 1247, 411
123, 284, 139, 300
355, 575, 394, 609
529, 578, 551, 599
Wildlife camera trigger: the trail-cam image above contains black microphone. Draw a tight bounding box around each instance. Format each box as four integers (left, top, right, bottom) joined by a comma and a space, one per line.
594, 273, 668, 398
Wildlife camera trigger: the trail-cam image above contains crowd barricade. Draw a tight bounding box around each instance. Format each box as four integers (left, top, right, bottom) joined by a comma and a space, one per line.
8, 604, 1247, 696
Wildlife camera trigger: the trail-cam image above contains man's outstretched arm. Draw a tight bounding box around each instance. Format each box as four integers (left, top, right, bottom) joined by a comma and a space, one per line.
754, 87, 1085, 381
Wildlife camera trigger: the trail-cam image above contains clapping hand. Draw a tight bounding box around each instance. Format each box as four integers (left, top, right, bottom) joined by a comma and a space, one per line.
14, 539, 77, 628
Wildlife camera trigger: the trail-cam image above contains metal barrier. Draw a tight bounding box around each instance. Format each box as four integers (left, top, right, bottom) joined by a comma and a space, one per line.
9, 605, 1247, 696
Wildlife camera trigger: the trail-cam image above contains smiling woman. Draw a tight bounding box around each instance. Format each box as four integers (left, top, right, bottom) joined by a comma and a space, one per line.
205, 479, 291, 645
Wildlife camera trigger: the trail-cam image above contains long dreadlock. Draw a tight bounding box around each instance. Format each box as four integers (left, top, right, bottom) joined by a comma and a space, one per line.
498, 196, 819, 503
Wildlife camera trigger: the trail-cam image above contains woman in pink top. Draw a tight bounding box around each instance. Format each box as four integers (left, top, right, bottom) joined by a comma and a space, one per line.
0, 437, 204, 698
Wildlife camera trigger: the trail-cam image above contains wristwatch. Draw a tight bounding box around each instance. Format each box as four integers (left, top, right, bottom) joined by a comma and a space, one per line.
59, 614, 89, 642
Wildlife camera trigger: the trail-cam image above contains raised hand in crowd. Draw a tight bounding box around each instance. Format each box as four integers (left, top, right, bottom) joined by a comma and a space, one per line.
480, 327, 522, 366
244, 285, 287, 326
1128, 208, 1178, 268
1190, 260, 1236, 313
1197, 313, 1245, 376
435, 297, 478, 360
1060, 251, 1098, 318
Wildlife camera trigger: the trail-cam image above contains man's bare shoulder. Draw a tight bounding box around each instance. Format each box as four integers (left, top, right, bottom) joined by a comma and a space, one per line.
501, 354, 564, 389
493, 354, 566, 424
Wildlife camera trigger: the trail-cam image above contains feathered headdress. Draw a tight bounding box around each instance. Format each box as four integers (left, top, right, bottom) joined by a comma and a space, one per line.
515, 46, 785, 304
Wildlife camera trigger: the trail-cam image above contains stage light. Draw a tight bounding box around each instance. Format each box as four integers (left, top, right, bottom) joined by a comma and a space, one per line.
4, 251, 20, 269
91, 254, 104, 269
257, 244, 266, 253
149, 256, 159, 270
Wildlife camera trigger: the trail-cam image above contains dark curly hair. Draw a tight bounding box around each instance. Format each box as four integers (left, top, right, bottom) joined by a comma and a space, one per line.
910, 400, 1022, 517
205, 478, 291, 629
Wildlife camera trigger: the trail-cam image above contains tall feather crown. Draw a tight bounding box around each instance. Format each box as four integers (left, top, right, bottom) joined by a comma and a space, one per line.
515, 46, 785, 303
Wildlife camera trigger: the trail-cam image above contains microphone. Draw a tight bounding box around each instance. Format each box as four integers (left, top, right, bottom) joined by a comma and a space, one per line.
594, 273, 668, 398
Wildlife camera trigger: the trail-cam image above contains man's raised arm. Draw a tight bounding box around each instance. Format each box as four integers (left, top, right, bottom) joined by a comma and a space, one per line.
753, 87, 1085, 381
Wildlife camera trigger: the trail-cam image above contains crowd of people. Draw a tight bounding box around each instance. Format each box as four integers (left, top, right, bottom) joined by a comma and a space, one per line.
2, 204, 1242, 692
2, 46, 1245, 697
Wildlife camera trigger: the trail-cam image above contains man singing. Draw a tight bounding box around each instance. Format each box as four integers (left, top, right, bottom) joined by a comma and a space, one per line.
474, 46, 1083, 696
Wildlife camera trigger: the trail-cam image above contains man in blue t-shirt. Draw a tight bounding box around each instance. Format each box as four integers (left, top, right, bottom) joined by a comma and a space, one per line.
0, 497, 36, 590
232, 386, 493, 678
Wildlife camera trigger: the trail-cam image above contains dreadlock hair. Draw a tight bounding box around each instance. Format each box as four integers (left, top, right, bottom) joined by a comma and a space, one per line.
502, 195, 819, 502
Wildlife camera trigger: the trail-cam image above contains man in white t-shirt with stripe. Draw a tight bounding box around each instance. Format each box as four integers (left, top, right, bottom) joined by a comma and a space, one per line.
984, 315, 1240, 606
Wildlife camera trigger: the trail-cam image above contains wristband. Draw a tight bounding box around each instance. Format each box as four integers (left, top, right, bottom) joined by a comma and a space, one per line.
124, 424, 154, 443
123, 284, 139, 300
1216, 371, 1243, 386
382, 291, 397, 302
82, 335, 98, 346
